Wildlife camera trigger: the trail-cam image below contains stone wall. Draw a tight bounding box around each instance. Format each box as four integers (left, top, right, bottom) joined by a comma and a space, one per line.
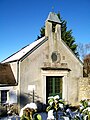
79, 77, 90, 102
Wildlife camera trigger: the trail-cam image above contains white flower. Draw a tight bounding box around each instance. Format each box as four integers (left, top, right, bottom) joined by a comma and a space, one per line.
80, 105, 84, 110
49, 101, 53, 106
47, 110, 54, 119
54, 95, 59, 100
63, 116, 69, 120
84, 115, 88, 120
81, 98, 87, 101
88, 102, 90, 106
25, 103, 37, 109
19, 102, 37, 117
59, 103, 63, 108
48, 96, 54, 99
54, 99, 58, 103
19, 107, 25, 117
83, 107, 90, 112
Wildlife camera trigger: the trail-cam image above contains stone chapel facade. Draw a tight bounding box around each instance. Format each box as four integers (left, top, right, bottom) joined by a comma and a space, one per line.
0, 12, 84, 109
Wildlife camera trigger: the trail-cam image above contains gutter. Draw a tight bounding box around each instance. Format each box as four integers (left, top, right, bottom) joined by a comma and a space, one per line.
17, 60, 19, 85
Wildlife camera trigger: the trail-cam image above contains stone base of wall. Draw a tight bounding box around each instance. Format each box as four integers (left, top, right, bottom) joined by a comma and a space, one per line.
79, 77, 90, 102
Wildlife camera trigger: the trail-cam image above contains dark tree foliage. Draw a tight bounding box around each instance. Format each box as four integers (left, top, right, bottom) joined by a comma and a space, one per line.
77, 43, 90, 60
37, 12, 79, 56
37, 26, 45, 39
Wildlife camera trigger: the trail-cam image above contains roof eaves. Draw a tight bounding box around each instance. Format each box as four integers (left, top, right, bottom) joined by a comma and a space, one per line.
0, 83, 18, 87
1, 37, 47, 63
2, 60, 19, 64
1, 44, 29, 63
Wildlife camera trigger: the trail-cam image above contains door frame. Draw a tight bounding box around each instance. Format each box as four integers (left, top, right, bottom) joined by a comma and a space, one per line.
41, 69, 69, 104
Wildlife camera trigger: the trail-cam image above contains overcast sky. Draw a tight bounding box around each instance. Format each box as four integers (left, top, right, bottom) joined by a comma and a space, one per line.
0, 0, 90, 61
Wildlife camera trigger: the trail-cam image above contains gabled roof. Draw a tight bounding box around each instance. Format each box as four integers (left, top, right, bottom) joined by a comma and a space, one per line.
0, 63, 16, 86
46, 12, 61, 24
2, 36, 47, 63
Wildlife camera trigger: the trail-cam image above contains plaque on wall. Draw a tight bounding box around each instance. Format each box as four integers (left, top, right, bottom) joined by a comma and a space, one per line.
51, 51, 60, 63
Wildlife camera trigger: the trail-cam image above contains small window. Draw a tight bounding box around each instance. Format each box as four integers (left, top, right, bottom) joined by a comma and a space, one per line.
1, 90, 8, 104
52, 23, 56, 32
62, 56, 65, 60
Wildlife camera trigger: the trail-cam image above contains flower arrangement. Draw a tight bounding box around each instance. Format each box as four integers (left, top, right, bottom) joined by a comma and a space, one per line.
46, 95, 65, 120
20, 103, 37, 120
79, 99, 90, 119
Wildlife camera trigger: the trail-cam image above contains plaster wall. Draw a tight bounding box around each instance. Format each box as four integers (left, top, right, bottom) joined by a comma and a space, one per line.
20, 40, 49, 106
19, 39, 83, 106
10, 62, 17, 82
57, 41, 83, 105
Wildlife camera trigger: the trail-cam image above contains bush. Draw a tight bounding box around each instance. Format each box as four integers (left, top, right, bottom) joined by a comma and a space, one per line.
0, 104, 7, 117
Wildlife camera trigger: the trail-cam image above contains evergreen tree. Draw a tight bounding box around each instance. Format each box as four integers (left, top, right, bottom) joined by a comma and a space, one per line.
57, 13, 78, 56
38, 12, 79, 56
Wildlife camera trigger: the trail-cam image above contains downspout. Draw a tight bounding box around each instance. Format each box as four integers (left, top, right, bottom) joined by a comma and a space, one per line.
17, 60, 21, 112
17, 60, 19, 84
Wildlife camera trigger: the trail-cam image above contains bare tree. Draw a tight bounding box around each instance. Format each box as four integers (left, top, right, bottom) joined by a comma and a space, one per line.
83, 54, 90, 77
78, 43, 90, 60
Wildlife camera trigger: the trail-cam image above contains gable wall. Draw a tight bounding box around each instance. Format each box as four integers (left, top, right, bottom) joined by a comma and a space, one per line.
19, 39, 83, 106
19, 40, 49, 106
57, 41, 83, 105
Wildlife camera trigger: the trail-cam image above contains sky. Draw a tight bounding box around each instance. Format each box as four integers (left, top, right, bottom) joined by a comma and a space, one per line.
0, 0, 90, 62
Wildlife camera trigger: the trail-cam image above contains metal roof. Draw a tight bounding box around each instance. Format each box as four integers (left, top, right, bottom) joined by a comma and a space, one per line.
46, 12, 61, 24
2, 36, 46, 63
